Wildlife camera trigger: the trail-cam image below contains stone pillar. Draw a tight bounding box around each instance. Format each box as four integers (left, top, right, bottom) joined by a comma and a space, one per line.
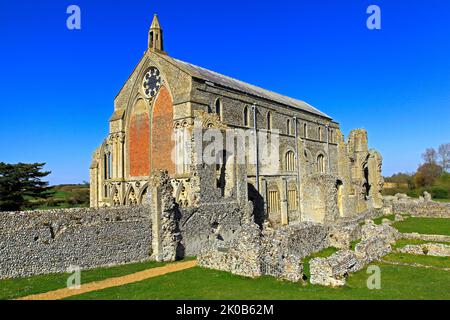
368, 150, 384, 209
281, 178, 289, 225
149, 171, 182, 262
150, 177, 163, 262
89, 165, 98, 208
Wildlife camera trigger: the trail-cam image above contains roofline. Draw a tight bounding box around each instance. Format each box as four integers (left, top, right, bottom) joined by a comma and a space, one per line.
192, 76, 334, 121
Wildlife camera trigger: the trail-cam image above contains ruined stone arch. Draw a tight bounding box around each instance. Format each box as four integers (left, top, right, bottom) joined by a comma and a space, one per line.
138, 183, 149, 204
361, 155, 371, 200
125, 185, 138, 206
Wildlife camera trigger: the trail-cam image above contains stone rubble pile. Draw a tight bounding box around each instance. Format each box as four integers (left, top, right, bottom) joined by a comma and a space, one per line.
309, 221, 399, 287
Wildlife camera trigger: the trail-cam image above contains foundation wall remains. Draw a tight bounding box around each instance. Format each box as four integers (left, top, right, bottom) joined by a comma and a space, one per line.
385, 193, 450, 218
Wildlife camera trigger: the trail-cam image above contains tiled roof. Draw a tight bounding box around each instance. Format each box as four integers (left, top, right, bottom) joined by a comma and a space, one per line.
166, 56, 331, 119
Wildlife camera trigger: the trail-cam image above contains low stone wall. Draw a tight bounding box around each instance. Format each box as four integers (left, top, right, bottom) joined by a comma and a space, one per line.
0, 206, 152, 279
398, 243, 450, 257
310, 250, 363, 287
262, 222, 330, 259
384, 194, 450, 218
402, 233, 450, 243
198, 221, 330, 282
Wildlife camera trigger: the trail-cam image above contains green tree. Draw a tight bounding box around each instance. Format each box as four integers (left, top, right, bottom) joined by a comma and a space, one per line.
0, 163, 52, 212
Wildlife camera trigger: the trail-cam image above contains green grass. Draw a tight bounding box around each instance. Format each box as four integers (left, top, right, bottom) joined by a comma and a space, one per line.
373, 214, 396, 225
435, 199, 450, 203
383, 253, 450, 269
392, 218, 450, 236
65, 264, 450, 300
2, 253, 449, 300
0, 260, 168, 300
393, 238, 448, 249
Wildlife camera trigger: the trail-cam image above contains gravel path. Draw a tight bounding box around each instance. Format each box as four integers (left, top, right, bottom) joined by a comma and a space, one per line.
17, 260, 198, 300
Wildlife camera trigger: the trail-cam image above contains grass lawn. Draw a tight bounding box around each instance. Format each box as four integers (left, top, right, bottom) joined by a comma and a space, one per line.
392, 218, 450, 236
373, 214, 396, 225
383, 253, 450, 269
435, 199, 450, 203
65, 263, 450, 300
0, 260, 168, 300
393, 238, 448, 249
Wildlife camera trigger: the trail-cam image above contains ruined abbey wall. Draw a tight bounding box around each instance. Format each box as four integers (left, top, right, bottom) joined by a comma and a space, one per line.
0, 206, 152, 280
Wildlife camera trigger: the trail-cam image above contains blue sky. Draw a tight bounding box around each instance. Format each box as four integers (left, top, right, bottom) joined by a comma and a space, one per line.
1, 0, 449, 185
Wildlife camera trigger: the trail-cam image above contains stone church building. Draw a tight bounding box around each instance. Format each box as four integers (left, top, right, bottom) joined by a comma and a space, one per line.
90, 14, 384, 226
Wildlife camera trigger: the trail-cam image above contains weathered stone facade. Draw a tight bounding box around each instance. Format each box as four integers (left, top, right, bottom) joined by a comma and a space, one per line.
90, 14, 384, 229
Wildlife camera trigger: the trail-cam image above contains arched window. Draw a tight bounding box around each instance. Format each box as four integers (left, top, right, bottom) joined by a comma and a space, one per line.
108, 152, 112, 179
286, 119, 291, 135
103, 154, 108, 180
267, 111, 272, 130
318, 126, 323, 141
317, 154, 325, 173
215, 98, 222, 120
330, 129, 334, 143
243, 106, 249, 127
304, 123, 308, 138
285, 151, 296, 171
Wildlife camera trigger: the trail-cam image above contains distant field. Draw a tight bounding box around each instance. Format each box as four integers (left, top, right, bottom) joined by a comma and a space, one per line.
28, 184, 89, 210
392, 218, 450, 236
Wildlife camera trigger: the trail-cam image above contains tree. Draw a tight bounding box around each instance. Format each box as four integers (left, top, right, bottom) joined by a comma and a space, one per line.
0, 163, 52, 212
413, 163, 443, 187
438, 143, 450, 171
422, 148, 437, 165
